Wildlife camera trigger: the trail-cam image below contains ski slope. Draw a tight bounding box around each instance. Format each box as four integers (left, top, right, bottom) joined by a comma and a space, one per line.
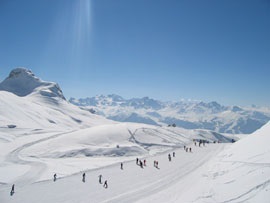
1, 122, 269, 203
0, 68, 269, 202
0, 143, 226, 203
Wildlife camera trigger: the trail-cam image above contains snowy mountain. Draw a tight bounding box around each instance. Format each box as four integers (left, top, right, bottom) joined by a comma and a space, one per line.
0, 68, 269, 202
70, 95, 270, 134
0, 68, 65, 100
0, 68, 114, 130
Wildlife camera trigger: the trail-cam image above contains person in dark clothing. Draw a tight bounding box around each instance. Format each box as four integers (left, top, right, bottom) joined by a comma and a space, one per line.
53, 173, 57, 182
136, 158, 139, 165
99, 174, 102, 184
173, 152, 175, 157
140, 160, 143, 168
168, 154, 171, 161
10, 184, 15, 196
82, 173, 86, 182
120, 162, 123, 170
189, 147, 192, 152
103, 180, 108, 188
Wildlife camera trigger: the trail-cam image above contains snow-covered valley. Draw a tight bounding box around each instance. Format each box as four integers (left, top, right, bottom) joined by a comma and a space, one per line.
0, 68, 269, 202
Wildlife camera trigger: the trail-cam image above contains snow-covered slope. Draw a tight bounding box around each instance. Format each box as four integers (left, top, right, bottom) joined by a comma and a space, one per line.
1, 122, 269, 202
141, 122, 270, 203
0, 68, 114, 130
0, 68, 269, 202
0, 67, 232, 184
70, 95, 270, 134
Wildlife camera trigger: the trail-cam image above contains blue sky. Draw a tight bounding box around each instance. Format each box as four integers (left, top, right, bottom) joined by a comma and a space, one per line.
0, 0, 269, 106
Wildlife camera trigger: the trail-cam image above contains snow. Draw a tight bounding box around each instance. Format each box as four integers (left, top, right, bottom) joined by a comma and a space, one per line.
70, 95, 270, 134
1, 122, 269, 202
0, 143, 226, 203
0, 68, 269, 202
0, 68, 65, 99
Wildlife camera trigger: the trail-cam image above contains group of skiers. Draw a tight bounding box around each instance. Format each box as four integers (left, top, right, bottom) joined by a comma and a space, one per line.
10, 142, 211, 195
98, 174, 108, 188
184, 145, 192, 152
136, 158, 147, 169
193, 139, 211, 147
168, 151, 176, 162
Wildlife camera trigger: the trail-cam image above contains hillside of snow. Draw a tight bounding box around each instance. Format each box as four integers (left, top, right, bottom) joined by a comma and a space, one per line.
0, 68, 269, 202
1, 122, 269, 202
69, 95, 270, 134
0, 68, 232, 184
141, 122, 270, 203
0, 68, 114, 130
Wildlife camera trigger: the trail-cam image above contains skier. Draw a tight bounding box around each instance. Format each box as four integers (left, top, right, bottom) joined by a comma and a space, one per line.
143, 159, 146, 166
103, 180, 108, 188
185, 147, 188, 152
184, 146, 186, 150
136, 158, 139, 165
53, 173, 57, 182
168, 154, 171, 161
173, 152, 175, 157
10, 184, 15, 196
189, 147, 192, 152
98, 174, 102, 184
140, 160, 143, 168
194, 142, 197, 146
82, 173, 86, 182
120, 162, 123, 170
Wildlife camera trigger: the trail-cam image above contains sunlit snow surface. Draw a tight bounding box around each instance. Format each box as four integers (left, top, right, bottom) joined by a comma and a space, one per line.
0, 68, 269, 202
1, 122, 269, 202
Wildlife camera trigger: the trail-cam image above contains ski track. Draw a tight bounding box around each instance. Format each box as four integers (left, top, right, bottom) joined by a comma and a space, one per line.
0, 144, 226, 203
128, 128, 182, 150
141, 128, 186, 145
221, 179, 270, 203
3, 130, 76, 186
103, 144, 226, 203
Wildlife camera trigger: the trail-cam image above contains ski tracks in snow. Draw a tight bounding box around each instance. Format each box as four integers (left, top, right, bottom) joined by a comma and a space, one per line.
101, 144, 226, 203
4, 130, 76, 186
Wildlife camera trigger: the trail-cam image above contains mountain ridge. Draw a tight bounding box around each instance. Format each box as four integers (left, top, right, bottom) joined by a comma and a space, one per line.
0, 68, 66, 100
69, 95, 270, 134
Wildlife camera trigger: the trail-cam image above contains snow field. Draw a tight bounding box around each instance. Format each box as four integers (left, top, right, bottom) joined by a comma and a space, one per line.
0, 143, 225, 203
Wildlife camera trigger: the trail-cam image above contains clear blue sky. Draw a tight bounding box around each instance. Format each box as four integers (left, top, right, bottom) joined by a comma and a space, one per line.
0, 0, 269, 106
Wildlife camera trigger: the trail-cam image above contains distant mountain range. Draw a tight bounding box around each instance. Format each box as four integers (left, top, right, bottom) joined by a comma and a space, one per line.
0, 68, 234, 144
69, 95, 270, 134
1, 68, 269, 134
